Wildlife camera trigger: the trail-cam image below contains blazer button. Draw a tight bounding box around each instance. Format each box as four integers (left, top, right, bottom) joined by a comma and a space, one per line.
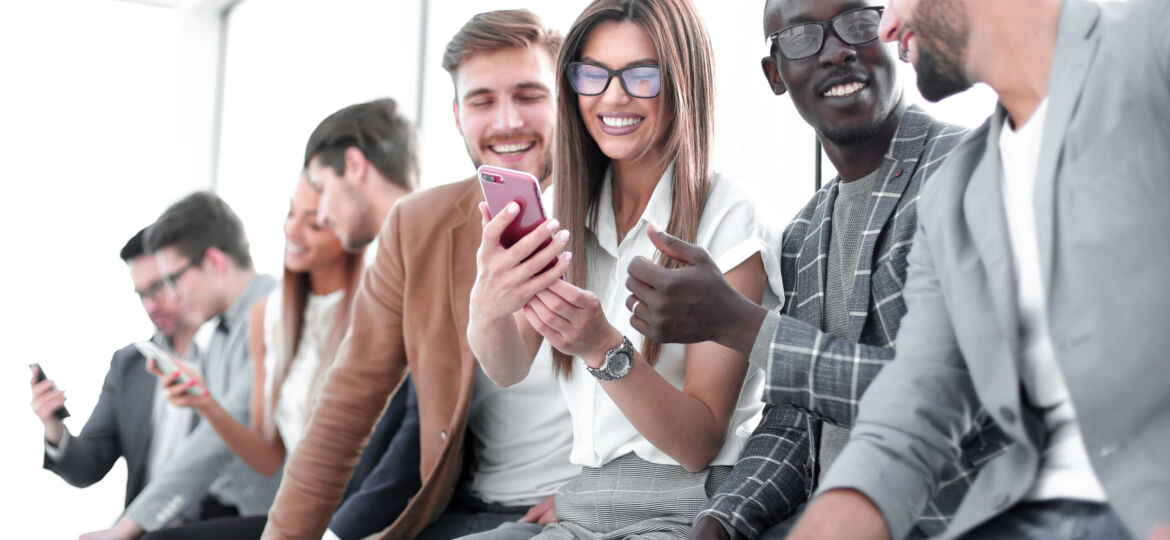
998, 406, 1016, 425
992, 493, 1011, 510
440, 430, 448, 441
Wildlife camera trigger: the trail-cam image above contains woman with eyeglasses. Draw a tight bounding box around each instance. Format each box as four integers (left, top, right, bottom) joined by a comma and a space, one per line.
463, 0, 770, 538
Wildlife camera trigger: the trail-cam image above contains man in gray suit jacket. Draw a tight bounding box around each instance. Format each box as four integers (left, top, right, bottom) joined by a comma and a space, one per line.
32, 228, 202, 509
788, 0, 1170, 539
87, 192, 279, 539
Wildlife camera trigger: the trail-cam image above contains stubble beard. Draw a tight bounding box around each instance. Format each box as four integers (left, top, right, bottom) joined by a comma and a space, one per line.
913, 0, 974, 102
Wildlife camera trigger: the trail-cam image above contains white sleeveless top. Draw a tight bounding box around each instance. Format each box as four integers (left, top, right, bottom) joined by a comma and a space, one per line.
262, 286, 344, 454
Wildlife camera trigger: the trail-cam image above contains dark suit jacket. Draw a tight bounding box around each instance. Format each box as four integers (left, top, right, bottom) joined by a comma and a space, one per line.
44, 342, 157, 509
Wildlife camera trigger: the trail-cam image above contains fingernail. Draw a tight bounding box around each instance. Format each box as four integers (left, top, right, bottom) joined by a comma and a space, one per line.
545, 219, 560, 231
507, 202, 519, 214
561, 252, 573, 262
555, 230, 570, 243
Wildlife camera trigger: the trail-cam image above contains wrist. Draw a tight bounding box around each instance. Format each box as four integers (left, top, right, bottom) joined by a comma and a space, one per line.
716, 296, 768, 356
114, 516, 144, 536
44, 421, 64, 446
585, 327, 624, 369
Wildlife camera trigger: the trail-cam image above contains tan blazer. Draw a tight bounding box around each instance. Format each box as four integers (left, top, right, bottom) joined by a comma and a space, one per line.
262, 178, 484, 539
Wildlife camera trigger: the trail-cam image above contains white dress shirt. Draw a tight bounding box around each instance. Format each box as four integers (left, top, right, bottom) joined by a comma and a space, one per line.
542, 165, 766, 469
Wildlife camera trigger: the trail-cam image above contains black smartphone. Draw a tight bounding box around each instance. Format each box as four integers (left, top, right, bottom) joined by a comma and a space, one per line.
29, 363, 71, 420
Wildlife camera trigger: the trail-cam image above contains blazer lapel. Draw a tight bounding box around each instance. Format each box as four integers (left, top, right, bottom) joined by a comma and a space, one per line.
1034, 0, 1101, 301
964, 113, 1021, 363
792, 185, 836, 330
125, 359, 156, 486
448, 180, 483, 342
847, 107, 930, 339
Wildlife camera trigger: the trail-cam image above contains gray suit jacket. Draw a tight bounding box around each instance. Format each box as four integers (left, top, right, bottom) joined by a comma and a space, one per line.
44, 342, 158, 508
819, 0, 1170, 538
124, 275, 280, 530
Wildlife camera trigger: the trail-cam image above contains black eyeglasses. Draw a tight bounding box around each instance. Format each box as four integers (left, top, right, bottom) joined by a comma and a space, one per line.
135, 279, 167, 303
162, 251, 206, 290
768, 6, 885, 61
567, 62, 662, 99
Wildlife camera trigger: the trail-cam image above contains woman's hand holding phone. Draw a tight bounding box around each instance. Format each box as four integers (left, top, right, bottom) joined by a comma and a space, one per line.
525, 279, 622, 366
146, 356, 211, 410
469, 201, 572, 325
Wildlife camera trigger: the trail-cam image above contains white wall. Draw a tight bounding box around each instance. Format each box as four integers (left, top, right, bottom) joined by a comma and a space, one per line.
215, 0, 423, 277
1, 1, 190, 537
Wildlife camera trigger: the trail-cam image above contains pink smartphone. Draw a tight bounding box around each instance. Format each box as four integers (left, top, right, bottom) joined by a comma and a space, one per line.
477, 165, 555, 273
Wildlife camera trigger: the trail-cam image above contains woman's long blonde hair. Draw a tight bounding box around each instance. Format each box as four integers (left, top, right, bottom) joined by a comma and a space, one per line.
552, 0, 716, 378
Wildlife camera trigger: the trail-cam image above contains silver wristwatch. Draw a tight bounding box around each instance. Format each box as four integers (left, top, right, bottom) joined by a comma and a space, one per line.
586, 336, 634, 381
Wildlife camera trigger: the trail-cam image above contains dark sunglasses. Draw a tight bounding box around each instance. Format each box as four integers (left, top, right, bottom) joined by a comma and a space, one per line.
567, 62, 662, 99
768, 6, 885, 61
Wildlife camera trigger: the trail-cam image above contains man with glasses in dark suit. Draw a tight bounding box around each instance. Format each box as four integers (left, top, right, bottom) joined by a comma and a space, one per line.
85, 192, 279, 540
31, 228, 203, 513
624, 1, 1008, 538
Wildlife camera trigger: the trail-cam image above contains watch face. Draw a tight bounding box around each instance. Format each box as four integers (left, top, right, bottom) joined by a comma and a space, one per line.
608, 351, 632, 378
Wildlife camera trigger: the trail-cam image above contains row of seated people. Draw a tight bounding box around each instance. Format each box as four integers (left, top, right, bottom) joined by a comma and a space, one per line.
31, 0, 1168, 539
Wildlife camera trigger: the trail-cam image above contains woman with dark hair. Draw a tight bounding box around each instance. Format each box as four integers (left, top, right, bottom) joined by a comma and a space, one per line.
464, 0, 772, 538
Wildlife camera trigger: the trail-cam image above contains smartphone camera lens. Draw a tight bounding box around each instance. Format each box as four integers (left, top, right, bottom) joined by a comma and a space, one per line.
480, 173, 502, 184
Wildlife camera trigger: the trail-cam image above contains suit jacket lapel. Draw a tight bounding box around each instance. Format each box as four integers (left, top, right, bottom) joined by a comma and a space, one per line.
1035, 0, 1101, 300
448, 180, 483, 343
793, 184, 836, 330
125, 358, 156, 488
847, 107, 931, 340
964, 112, 1021, 364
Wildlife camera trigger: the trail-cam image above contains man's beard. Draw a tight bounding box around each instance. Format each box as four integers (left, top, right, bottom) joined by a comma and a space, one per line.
913, 0, 973, 102
916, 41, 973, 102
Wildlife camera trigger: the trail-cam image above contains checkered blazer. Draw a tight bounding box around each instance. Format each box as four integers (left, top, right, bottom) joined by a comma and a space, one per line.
699, 107, 1011, 539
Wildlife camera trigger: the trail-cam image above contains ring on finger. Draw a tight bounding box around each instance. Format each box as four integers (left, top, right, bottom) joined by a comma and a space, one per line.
631, 299, 641, 315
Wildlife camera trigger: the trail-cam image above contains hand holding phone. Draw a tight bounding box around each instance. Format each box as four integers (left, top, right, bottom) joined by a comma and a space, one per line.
135, 341, 204, 397
471, 165, 570, 324
29, 363, 70, 420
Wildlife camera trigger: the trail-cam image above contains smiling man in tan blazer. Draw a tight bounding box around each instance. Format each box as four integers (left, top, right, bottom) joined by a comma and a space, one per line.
262, 10, 579, 540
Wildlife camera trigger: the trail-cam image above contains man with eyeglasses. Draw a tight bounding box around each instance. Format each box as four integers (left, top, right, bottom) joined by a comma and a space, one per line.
784, 0, 1170, 538
31, 227, 204, 514
621, 1, 1008, 538
83, 192, 280, 540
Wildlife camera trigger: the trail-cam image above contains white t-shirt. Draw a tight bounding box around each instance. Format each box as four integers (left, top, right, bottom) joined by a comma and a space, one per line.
542, 165, 766, 469
467, 342, 580, 507
998, 100, 1106, 502
262, 287, 345, 454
